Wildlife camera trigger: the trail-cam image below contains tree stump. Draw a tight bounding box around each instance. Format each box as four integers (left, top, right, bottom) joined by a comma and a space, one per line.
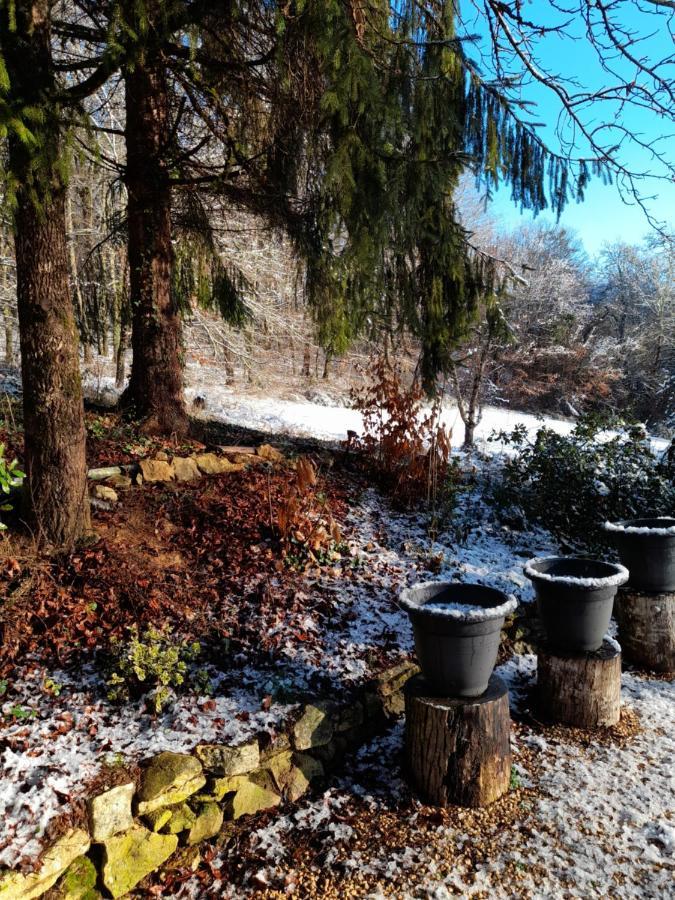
537, 639, 621, 728
615, 589, 675, 673
404, 674, 511, 808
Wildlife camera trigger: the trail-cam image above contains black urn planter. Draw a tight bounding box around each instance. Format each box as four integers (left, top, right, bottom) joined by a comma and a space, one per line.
603, 517, 675, 593
400, 582, 517, 698
524, 556, 629, 653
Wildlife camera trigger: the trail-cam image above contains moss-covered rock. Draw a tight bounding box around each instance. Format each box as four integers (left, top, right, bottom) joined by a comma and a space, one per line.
216, 771, 281, 819
88, 782, 135, 842
186, 803, 224, 845
195, 740, 259, 776
292, 703, 333, 750
0, 829, 90, 900
376, 661, 419, 715
256, 444, 284, 462
335, 702, 364, 733
143, 808, 173, 833
136, 752, 205, 814
101, 826, 178, 898
52, 855, 98, 899
262, 750, 323, 801
162, 803, 197, 835
264, 750, 293, 791
289, 753, 324, 801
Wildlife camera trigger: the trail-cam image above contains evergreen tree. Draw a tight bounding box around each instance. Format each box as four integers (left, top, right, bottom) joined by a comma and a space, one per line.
0, 0, 91, 545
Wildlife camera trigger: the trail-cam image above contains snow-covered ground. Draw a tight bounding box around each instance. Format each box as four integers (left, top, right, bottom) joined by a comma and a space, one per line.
174, 664, 675, 898
84, 359, 670, 455
0, 470, 556, 869
1, 375, 673, 895
86, 363, 579, 449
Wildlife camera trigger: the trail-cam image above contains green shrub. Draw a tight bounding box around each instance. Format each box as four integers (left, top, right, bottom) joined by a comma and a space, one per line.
0, 442, 24, 530
105, 625, 211, 714
490, 414, 675, 553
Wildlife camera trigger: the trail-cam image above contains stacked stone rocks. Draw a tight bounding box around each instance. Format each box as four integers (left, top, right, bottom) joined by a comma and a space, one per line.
0, 663, 418, 900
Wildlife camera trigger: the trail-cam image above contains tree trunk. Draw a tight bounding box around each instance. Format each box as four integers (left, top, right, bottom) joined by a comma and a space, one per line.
404, 674, 511, 808
122, 44, 188, 435
3, 0, 90, 546
65, 192, 91, 364
615, 589, 675, 673
3, 306, 13, 364
537, 639, 622, 728
463, 420, 476, 448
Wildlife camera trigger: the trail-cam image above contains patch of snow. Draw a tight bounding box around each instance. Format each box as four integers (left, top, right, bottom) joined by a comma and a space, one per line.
603, 518, 675, 536
524, 556, 630, 589
400, 582, 518, 621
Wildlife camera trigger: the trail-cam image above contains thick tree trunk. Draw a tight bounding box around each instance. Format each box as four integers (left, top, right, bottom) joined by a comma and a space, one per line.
122, 51, 188, 435
4, 1, 90, 546
615, 589, 675, 673
537, 639, 622, 728
404, 674, 511, 808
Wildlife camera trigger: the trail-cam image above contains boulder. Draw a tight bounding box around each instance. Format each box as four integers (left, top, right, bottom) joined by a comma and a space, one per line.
162, 803, 196, 835
292, 703, 333, 750
186, 803, 224, 845
287, 753, 324, 802
91, 484, 118, 503
263, 751, 293, 791
193, 453, 243, 476
106, 474, 132, 490
212, 771, 281, 818
143, 808, 173, 833
136, 752, 205, 815
101, 826, 177, 898
195, 740, 259, 776
52, 855, 98, 900
335, 702, 364, 733
256, 444, 284, 463
264, 751, 323, 801
0, 829, 90, 900
88, 782, 135, 842
139, 458, 175, 483
375, 660, 419, 717
172, 456, 201, 482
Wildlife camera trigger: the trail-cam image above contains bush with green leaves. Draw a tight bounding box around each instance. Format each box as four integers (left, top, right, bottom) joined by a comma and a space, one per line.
490, 414, 675, 553
0, 442, 24, 531
105, 625, 211, 714
0, 443, 25, 531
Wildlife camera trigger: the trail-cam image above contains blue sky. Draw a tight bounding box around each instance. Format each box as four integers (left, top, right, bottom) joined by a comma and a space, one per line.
461, 1, 674, 257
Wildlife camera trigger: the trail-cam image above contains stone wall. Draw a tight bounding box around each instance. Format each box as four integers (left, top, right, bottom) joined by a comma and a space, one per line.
0, 662, 418, 900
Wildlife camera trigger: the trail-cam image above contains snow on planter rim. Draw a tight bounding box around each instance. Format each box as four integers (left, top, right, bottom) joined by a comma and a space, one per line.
603, 517, 675, 536
523, 556, 629, 589
399, 581, 518, 622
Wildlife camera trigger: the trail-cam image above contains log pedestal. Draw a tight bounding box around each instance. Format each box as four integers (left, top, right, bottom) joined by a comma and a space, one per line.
537, 638, 621, 728
404, 674, 511, 808
615, 589, 675, 674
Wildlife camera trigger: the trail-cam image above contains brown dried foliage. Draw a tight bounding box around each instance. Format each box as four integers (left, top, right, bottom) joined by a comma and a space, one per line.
274, 456, 342, 563
348, 359, 452, 508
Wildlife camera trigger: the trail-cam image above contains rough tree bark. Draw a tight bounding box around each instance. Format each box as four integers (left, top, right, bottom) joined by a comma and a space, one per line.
3, 0, 90, 546
122, 40, 188, 435
404, 674, 511, 808
615, 590, 675, 673
537, 639, 621, 728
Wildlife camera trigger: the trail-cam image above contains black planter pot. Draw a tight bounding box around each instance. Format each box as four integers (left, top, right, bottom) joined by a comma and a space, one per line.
399, 582, 517, 698
524, 556, 629, 653
603, 517, 675, 593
